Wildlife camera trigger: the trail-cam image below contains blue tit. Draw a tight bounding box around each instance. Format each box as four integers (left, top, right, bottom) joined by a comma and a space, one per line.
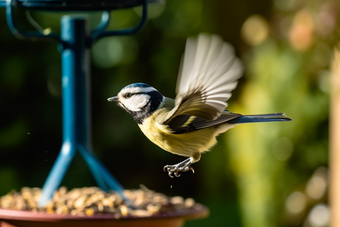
108, 33, 291, 178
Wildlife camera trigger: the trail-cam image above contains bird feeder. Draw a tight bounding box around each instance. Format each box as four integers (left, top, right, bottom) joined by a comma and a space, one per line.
0, 0, 208, 226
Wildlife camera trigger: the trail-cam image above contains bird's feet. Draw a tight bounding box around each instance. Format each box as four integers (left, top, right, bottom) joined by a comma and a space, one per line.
163, 158, 194, 178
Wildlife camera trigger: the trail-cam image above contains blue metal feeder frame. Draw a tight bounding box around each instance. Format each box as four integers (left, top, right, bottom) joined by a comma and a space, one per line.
3, 0, 149, 206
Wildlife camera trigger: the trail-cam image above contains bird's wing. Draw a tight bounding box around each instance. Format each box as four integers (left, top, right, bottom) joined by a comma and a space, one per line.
164, 33, 243, 124
166, 111, 242, 134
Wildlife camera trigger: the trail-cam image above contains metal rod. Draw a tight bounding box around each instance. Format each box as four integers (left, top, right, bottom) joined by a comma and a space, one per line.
6, 0, 61, 42
90, 0, 148, 41
90, 10, 110, 42
39, 16, 89, 206
38, 141, 76, 206
38, 16, 126, 206
78, 145, 125, 196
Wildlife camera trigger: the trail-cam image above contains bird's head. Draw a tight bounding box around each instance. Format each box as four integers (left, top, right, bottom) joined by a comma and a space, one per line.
108, 83, 164, 124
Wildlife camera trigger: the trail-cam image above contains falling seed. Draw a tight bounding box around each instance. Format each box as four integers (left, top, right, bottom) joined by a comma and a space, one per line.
27, 132, 30, 135
170, 185, 173, 188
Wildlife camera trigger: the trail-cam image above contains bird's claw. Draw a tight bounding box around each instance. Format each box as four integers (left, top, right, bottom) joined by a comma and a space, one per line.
163, 163, 195, 178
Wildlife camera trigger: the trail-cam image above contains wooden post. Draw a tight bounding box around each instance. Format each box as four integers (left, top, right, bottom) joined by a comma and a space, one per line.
330, 46, 340, 227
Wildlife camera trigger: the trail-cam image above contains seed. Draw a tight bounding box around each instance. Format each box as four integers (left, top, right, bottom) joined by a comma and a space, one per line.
56, 205, 68, 215
185, 198, 195, 208
74, 195, 88, 209
146, 204, 161, 214
67, 189, 81, 200
97, 201, 104, 212
21, 187, 32, 200
46, 206, 54, 214
130, 209, 150, 217
1, 195, 13, 209
59, 186, 67, 196
102, 198, 113, 208
119, 205, 129, 216
15, 197, 27, 210
85, 207, 95, 216
170, 196, 184, 205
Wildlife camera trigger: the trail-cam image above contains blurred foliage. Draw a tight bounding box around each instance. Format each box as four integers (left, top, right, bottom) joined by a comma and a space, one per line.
0, 0, 339, 226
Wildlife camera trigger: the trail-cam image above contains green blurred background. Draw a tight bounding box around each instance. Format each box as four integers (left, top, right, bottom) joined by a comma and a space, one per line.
0, 0, 338, 226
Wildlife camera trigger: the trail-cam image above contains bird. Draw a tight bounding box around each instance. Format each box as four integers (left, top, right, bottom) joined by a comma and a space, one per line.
107, 33, 291, 178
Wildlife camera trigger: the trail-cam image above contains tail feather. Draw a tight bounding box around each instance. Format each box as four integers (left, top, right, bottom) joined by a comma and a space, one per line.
229, 113, 291, 124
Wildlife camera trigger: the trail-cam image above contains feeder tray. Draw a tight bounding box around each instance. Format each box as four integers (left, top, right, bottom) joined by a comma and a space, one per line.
0, 186, 209, 227
0, 207, 208, 227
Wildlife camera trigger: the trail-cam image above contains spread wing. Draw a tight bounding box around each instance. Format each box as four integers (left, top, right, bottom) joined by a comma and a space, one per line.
164, 33, 243, 124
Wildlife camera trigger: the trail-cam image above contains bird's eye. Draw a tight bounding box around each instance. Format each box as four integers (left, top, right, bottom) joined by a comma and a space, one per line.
125, 93, 132, 98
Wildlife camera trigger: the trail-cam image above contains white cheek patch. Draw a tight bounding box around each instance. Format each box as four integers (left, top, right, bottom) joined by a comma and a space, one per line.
124, 95, 150, 111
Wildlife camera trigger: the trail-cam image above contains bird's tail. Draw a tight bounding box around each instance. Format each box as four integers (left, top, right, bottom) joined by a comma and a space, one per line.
229, 113, 291, 124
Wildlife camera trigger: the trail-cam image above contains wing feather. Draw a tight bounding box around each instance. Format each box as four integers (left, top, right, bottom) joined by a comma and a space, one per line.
167, 111, 242, 134
166, 33, 243, 123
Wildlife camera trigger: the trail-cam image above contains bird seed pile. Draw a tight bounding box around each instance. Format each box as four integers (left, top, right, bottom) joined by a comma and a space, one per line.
0, 186, 201, 217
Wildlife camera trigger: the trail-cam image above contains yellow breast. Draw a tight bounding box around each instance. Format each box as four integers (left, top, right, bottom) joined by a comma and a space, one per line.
138, 108, 219, 158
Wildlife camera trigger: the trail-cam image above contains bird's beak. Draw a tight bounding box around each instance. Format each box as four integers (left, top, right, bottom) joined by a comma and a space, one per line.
107, 96, 118, 102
